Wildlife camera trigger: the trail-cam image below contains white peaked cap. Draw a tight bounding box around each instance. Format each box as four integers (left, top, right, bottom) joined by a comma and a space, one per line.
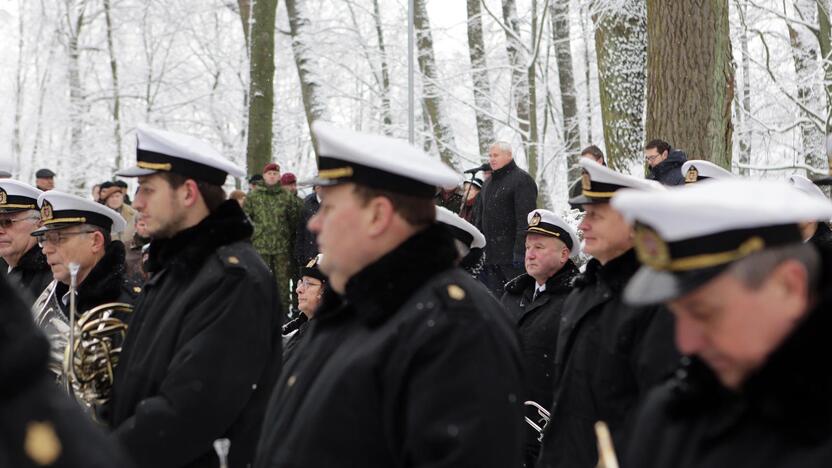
681, 160, 733, 183
34, 190, 127, 235
436, 206, 486, 249
526, 209, 581, 258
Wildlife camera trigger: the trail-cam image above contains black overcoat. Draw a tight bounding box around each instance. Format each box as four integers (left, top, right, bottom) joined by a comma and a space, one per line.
7, 245, 52, 306
254, 224, 525, 468
108, 201, 282, 468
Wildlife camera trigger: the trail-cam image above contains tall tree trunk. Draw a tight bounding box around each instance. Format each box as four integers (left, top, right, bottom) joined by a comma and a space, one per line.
593, 0, 647, 171
816, 0, 832, 172
501, 0, 534, 170
12, 0, 25, 175
787, 0, 826, 170
551, 0, 580, 184
245, 0, 278, 173
579, 2, 593, 144
103, 0, 123, 173
734, 0, 751, 176
413, 0, 459, 167
372, 0, 393, 133
466, 0, 496, 158
66, 0, 89, 192
238, 0, 251, 50
646, 0, 734, 168
286, 0, 328, 151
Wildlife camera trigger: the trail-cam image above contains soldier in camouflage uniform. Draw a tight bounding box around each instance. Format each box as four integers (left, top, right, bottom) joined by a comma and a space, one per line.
244, 162, 301, 314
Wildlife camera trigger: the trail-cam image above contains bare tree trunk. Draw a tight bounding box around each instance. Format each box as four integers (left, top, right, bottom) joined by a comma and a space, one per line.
501, 0, 535, 170
12, 0, 26, 175
466, 0, 496, 157
245, 0, 278, 173
286, 0, 328, 139
413, 0, 459, 167
372, 0, 393, 133
787, 0, 826, 170
238, 0, 251, 50
646, 0, 734, 168
734, 0, 751, 176
816, 0, 832, 171
65, 0, 89, 192
103, 0, 123, 172
593, 0, 647, 171
579, 2, 593, 144
551, 0, 580, 184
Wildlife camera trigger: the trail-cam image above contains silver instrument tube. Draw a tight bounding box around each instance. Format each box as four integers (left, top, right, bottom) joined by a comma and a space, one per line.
65, 262, 80, 396
213, 438, 230, 468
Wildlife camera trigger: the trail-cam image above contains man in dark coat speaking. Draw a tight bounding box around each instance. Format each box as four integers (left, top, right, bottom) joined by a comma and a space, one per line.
254, 121, 525, 468
475, 141, 538, 298
108, 125, 282, 468
615, 179, 832, 468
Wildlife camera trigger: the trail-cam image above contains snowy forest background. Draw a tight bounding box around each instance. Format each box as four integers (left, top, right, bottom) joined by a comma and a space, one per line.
0, 0, 830, 210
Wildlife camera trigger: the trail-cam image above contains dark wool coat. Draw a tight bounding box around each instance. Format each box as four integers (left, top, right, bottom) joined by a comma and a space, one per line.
646, 150, 687, 186
625, 244, 832, 468
254, 224, 525, 468
293, 192, 320, 266
537, 250, 679, 468
108, 201, 282, 468
474, 160, 538, 265
0, 274, 132, 468
501, 261, 579, 466
7, 245, 52, 306
810, 221, 832, 250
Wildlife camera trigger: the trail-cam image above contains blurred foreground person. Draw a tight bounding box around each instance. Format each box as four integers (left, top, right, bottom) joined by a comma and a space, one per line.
0, 274, 131, 467
614, 179, 832, 468
435, 205, 486, 276
109, 125, 282, 468
254, 122, 524, 468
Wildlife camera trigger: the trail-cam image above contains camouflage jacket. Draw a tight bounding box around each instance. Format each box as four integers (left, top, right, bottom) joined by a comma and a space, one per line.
244, 184, 301, 256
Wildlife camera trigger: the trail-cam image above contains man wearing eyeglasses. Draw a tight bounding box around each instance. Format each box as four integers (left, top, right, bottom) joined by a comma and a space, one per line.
644, 139, 686, 186
0, 180, 51, 305
30, 190, 139, 379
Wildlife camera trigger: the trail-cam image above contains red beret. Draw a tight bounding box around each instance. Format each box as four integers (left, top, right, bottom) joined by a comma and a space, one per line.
263, 162, 280, 173
280, 173, 297, 185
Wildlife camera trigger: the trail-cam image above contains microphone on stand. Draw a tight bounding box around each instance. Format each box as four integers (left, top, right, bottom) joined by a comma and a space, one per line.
463, 163, 491, 174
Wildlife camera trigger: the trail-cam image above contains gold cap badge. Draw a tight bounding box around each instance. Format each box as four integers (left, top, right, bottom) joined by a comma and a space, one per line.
581, 171, 592, 191
40, 201, 53, 221
0, 189, 6, 205
529, 212, 541, 227
685, 166, 699, 184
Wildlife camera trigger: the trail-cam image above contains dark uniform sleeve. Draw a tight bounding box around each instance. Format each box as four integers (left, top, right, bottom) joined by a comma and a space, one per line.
112, 263, 274, 467
513, 175, 538, 263
392, 287, 524, 468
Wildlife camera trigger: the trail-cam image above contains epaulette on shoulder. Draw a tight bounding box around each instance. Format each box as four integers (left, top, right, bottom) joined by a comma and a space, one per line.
215, 244, 249, 270
431, 274, 476, 310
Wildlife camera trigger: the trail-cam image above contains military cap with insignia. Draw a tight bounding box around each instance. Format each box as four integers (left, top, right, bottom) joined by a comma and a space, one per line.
436, 206, 486, 250
681, 160, 733, 184
116, 125, 245, 185
302, 121, 462, 198
611, 179, 832, 306
300, 254, 327, 282
32, 190, 126, 236
0, 180, 42, 214
569, 158, 662, 207
526, 209, 581, 258
789, 174, 828, 201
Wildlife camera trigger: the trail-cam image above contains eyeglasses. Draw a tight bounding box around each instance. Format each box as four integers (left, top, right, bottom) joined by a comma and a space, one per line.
0, 216, 39, 229
645, 153, 662, 163
298, 278, 323, 289
36, 230, 96, 248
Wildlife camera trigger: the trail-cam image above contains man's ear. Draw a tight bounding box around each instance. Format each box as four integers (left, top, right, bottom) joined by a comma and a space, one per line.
91, 230, 107, 254
766, 259, 810, 320
180, 179, 202, 208
365, 196, 395, 237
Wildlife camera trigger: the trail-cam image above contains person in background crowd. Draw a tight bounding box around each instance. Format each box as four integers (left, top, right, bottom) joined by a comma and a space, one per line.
789, 174, 832, 249
537, 159, 678, 468
474, 141, 538, 298
0, 274, 131, 467
125, 215, 151, 284
0, 180, 51, 305
644, 139, 686, 186
249, 174, 264, 189
434, 184, 463, 213
436, 205, 487, 277
100, 181, 137, 246
109, 125, 281, 468
282, 254, 326, 361
294, 185, 320, 272
569, 145, 607, 199
229, 189, 246, 207
615, 180, 832, 468
501, 209, 580, 467
459, 177, 483, 222
92, 183, 102, 202
35, 168, 56, 191
280, 172, 299, 195
114, 180, 131, 205
244, 162, 301, 315
254, 122, 524, 468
